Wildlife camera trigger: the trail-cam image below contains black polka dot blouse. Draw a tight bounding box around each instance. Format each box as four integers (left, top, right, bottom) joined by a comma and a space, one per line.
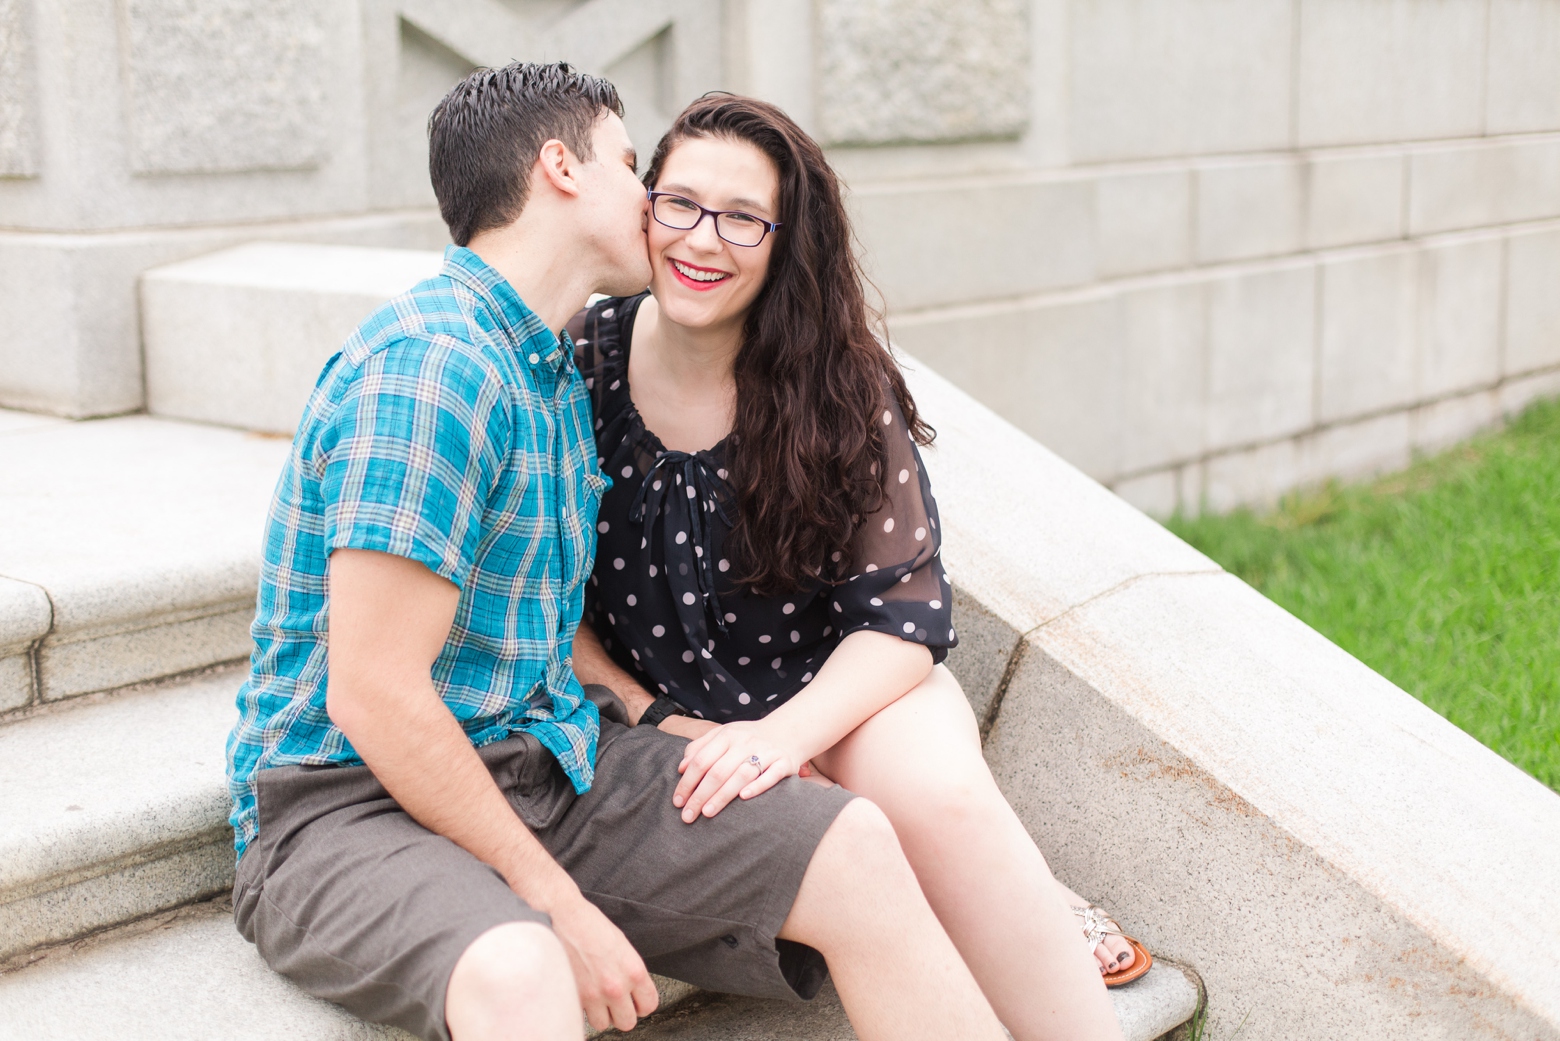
569, 293, 956, 722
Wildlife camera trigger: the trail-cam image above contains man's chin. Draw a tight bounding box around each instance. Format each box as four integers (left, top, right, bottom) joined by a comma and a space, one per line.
596, 263, 654, 299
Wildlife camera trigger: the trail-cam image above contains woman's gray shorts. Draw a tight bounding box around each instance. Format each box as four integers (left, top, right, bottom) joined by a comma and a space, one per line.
232, 690, 855, 1041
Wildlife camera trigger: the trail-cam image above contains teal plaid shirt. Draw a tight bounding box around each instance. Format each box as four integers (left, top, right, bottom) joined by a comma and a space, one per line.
226, 246, 608, 858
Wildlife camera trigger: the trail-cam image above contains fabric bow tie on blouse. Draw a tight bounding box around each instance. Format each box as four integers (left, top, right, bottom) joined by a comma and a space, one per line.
629, 450, 734, 641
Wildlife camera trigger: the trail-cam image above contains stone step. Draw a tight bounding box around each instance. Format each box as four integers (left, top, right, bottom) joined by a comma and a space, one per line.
0, 409, 289, 711
0, 901, 1198, 1041
142, 242, 445, 436
0, 666, 243, 961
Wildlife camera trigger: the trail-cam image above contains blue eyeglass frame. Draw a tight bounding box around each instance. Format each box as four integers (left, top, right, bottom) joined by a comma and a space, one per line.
646, 190, 783, 247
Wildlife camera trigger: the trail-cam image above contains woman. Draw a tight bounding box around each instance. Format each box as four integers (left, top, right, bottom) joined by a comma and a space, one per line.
569, 94, 1144, 1040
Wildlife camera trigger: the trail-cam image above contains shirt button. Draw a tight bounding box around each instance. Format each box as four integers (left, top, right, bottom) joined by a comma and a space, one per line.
529, 353, 540, 364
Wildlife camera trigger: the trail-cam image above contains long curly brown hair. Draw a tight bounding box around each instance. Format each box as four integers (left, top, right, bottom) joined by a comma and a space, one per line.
643, 94, 933, 594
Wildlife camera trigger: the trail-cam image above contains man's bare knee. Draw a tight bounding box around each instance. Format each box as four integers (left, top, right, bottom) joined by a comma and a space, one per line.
446, 921, 577, 1041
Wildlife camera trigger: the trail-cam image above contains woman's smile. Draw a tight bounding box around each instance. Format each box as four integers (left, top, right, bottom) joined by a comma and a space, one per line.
667, 257, 733, 290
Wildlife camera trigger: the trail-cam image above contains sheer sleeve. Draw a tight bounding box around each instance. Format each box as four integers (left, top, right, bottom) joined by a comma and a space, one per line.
829, 391, 955, 662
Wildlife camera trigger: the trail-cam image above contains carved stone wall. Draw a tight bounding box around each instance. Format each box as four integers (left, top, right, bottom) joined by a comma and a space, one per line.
0, 0, 37, 177
814, 0, 1029, 146
123, 0, 329, 174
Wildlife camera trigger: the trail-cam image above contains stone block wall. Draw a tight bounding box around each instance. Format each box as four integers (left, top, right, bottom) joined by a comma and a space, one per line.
785, 0, 1560, 514
3, 0, 1557, 511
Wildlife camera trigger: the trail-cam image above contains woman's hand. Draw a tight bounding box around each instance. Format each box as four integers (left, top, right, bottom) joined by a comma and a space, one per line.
673, 720, 808, 823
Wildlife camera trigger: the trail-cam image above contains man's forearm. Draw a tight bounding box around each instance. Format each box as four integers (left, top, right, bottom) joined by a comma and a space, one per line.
572, 621, 655, 723
333, 673, 579, 911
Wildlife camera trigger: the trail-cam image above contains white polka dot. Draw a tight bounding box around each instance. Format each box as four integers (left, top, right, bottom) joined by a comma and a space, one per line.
658, 683, 668, 693
626, 594, 637, 606
790, 631, 800, 642
652, 625, 665, 637
607, 613, 615, 624
598, 521, 610, 533
717, 468, 728, 479
609, 380, 621, 391
682, 592, 696, 605
613, 558, 625, 569
602, 308, 615, 318
737, 692, 751, 705
883, 517, 894, 533
694, 546, 703, 557
898, 469, 909, 484
771, 658, 782, 669
929, 599, 942, 610
782, 603, 795, 615
822, 626, 832, 636
833, 602, 842, 612
675, 531, 688, 545
738, 656, 751, 665
577, 338, 588, 346
831, 551, 842, 562
900, 573, 912, 583
882, 410, 893, 425
718, 559, 730, 572
724, 612, 737, 623
870, 597, 884, 606
585, 378, 594, 389
652, 480, 662, 491
620, 465, 633, 478
640, 537, 647, 549
864, 563, 878, 573
631, 648, 640, 659
701, 649, 712, 659
687, 486, 697, 499
682, 650, 696, 663
759, 635, 772, 644
648, 565, 658, 577
915, 527, 927, 540
902, 622, 915, 634
528, 353, 540, 364
802, 672, 813, 682
949, 628, 957, 640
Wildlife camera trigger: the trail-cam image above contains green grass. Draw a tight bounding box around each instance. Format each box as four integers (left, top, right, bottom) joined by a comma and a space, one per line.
1168, 397, 1560, 791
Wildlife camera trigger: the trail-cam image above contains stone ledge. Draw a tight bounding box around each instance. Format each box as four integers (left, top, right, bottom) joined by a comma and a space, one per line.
0, 412, 289, 706
905, 356, 1560, 1036
142, 243, 446, 435
0, 667, 243, 960
0, 578, 50, 712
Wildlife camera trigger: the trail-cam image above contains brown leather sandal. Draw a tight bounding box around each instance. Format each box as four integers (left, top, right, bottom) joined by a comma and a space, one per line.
1072, 904, 1153, 986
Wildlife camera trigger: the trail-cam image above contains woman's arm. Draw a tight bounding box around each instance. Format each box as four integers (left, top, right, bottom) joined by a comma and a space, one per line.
572, 622, 716, 738
672, 629, 931, 821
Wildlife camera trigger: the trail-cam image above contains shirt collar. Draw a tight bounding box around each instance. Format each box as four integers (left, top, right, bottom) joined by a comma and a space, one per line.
441, 245, 569, 372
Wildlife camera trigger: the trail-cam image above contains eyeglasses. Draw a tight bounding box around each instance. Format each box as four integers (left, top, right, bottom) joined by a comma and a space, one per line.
647, 191, 781, 248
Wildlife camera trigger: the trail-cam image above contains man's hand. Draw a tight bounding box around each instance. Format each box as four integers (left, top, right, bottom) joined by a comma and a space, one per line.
547, 891, 659, 1032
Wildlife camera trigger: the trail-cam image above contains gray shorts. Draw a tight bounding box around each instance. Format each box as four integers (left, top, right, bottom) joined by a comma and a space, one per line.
233, 690, 855, 1041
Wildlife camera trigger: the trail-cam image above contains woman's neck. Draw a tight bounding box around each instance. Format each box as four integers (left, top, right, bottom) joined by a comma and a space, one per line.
629, 296, 741, 452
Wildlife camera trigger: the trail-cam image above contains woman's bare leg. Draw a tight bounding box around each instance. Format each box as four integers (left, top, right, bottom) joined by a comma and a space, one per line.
778, 799, 1007, 1041
812, 665, 1126, 1041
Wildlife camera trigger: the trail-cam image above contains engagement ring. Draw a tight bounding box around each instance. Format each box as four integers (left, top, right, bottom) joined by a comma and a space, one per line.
748, 755, 762, 770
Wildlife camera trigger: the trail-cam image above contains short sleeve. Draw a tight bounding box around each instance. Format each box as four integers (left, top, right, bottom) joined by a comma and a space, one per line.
829, 392, 955, 660
317, 336, 513, 589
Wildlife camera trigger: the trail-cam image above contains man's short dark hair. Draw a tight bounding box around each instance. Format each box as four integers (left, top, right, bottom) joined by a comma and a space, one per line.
429, 62, 624, 246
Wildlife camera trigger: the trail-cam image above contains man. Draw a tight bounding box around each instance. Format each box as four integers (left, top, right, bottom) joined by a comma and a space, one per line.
226, 63, 1008, 1041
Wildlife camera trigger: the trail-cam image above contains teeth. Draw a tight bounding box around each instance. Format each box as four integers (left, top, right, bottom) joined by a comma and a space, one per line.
672, 259, 728, 283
